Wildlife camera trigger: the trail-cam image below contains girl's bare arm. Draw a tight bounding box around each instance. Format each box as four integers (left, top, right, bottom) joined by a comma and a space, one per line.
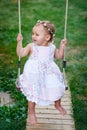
16, 34, 32, 58
54, 39, 67, 60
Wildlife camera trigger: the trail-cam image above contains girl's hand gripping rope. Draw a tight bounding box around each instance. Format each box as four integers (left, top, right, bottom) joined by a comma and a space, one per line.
60, 39, 67, 47
17, 33, 23, 42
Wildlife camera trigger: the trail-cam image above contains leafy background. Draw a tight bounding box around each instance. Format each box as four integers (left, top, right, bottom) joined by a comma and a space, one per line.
0, 0, 87, 130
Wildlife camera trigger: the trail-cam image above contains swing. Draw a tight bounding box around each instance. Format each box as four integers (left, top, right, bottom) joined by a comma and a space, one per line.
15, 0, 69, 90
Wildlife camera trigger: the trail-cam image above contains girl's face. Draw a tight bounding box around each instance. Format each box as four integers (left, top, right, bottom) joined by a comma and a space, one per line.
32, 24, 51, 46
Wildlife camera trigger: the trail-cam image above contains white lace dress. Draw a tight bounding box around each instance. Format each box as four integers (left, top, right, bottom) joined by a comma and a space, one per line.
17, 43, 65, 106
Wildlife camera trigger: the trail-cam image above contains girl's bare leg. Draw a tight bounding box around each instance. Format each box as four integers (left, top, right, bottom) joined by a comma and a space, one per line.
54, 99, 67, 115
28, 101, 38, 125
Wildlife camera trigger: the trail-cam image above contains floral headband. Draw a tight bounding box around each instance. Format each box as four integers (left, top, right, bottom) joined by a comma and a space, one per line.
37, 20, 55, 35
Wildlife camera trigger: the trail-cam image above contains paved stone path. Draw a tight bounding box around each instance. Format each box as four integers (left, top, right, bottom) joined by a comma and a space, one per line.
0, 92, 14, 107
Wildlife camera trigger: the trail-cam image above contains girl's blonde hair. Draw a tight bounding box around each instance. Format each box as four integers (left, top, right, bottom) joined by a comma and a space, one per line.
35, 20, 55, 42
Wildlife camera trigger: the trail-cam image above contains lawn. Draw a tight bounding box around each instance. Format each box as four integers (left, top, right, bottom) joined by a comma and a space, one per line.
0, 0, 87, 130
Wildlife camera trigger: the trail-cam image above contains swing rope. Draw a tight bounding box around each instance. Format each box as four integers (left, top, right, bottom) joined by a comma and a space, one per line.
16, 0, 21, 88
18, 0, 21, 35
63, 0, 68, 90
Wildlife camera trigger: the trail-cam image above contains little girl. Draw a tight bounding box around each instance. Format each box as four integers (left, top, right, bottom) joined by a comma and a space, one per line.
16, 20, 67, 125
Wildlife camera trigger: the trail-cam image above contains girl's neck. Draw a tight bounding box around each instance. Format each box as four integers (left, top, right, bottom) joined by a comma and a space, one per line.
38, 41, 50, 46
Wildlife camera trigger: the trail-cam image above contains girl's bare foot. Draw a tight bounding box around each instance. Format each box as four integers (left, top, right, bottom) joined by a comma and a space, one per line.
55, 104, 67, 115
29, 113, 38, 126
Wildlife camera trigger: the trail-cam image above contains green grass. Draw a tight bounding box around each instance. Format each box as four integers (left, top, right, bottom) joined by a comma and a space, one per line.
0, 0, 87, 130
